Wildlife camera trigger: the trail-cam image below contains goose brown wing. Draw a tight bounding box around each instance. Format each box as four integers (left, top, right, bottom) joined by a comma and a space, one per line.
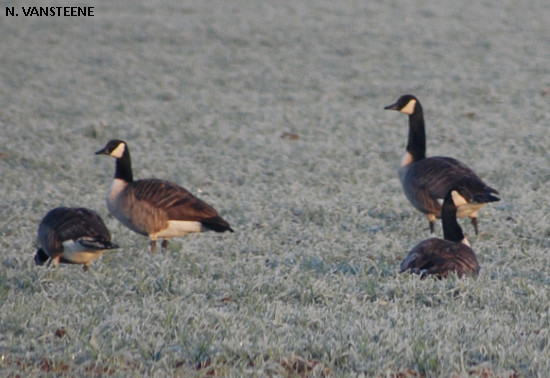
57, 208, 111, 241
39, 208, 111, 256
405, 157, 495, 213
131, 179, 220, 222
413, 157, 481, 197
423, 243, 479, 278
400, 238, 445, 274
400, 238, 479, 278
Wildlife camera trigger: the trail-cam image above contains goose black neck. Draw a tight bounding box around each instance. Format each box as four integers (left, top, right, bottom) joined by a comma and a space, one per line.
406, 108, 426, 162
115, 149, 133, 182
441, 196, 464, 243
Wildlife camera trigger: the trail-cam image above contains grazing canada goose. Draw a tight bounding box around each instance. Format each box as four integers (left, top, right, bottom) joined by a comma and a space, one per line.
384, 94, 499, 234
95, 139, 234, 253
400, 183, 480, 278
34, 207, 119, 271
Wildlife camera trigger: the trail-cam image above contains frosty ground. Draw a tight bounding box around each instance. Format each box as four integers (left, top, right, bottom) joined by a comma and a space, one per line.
1, 0, 550, 375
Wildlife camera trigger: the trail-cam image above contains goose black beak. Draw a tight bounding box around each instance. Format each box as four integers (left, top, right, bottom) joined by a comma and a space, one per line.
95, 147, 108, 155
384, 102, 399, 111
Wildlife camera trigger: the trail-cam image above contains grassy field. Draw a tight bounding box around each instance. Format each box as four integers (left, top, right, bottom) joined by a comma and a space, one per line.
1, 0, 550, 376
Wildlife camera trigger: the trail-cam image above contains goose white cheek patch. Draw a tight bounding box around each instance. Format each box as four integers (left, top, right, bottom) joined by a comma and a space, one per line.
110, 142, 126, 158
400, 99, 417, 115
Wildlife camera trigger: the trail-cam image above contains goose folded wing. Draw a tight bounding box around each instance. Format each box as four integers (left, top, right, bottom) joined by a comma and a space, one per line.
413, 157, 486, 200
132, 179, 221, 221
53, 208, 111, 242
400, 239, 447, 274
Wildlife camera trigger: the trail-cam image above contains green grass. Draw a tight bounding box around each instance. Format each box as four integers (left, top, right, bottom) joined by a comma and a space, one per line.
1, 0, 550, 376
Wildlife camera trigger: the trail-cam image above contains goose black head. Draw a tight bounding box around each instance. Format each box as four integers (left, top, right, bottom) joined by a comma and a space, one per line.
384, 94, 421, 115
34, 248, 49, 266
95, 140, 128, 159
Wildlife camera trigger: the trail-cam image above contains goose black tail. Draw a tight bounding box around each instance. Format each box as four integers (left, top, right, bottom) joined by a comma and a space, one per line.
202, 217, 234, 233
474, 192, 500, 203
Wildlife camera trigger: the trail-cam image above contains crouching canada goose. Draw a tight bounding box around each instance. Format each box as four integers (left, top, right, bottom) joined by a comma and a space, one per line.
384, 94, 499, 234
34, 207, 119, 271
400, 183, 480, 278
95, 139, 234, 253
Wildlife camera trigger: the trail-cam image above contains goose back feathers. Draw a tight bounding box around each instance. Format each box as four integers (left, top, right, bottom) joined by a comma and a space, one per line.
399, 237, 479, 278
35, 207, 119, 271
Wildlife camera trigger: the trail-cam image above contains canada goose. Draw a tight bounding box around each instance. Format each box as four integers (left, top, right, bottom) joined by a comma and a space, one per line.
384, 94, 499, 234
400, 182, 481, 278
95, 139, 234, 253
34, 207, 119, 271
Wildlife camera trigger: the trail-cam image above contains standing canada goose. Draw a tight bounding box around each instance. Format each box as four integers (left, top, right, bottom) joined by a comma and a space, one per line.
34, 207, 119, 271
400, 182, 481, 278
95, 139, 234, 253
384, 94, 499, 234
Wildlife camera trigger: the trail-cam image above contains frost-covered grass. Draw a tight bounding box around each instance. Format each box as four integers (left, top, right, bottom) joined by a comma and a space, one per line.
1, 0, 550, 376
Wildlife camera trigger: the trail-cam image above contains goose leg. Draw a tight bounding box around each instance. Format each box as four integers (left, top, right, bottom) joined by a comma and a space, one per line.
161, 239, 168, 251
150, 239, 157, 253
83, 263, 90, 272
471, 217, 479, 235
429, 220, 435, 233
49, 256, 60, 268
426, 214, 437, 233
